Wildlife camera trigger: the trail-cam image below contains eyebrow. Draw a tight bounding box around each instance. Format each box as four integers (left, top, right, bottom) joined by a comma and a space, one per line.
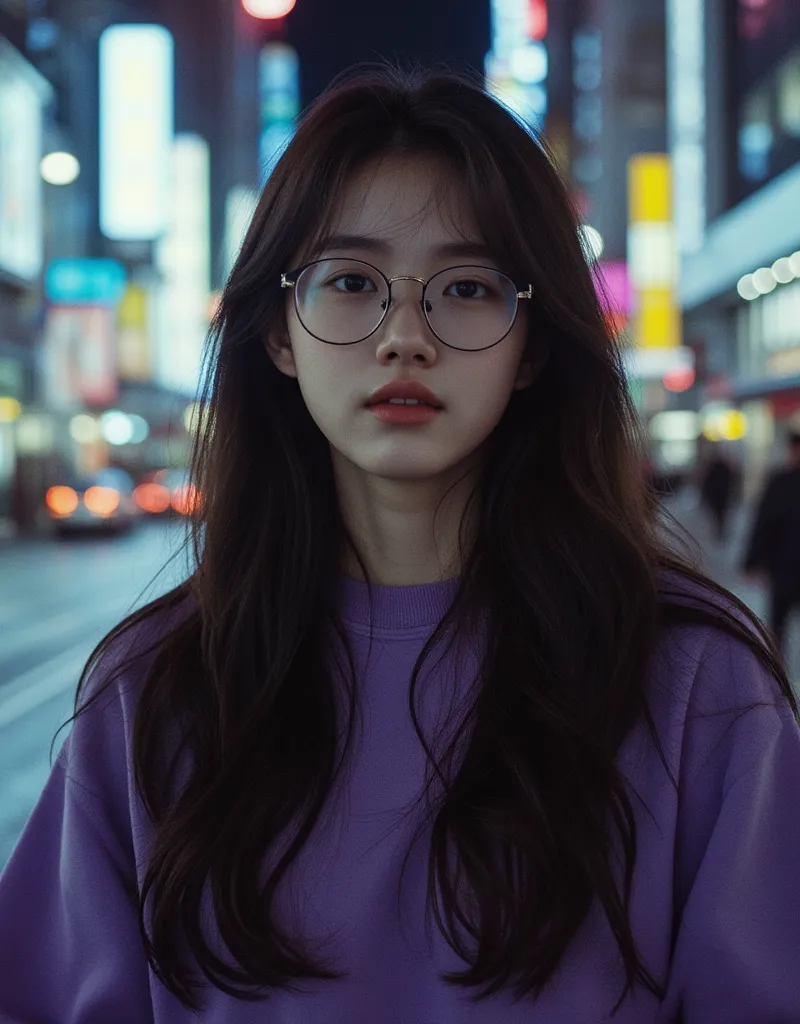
309, 233, 499, 264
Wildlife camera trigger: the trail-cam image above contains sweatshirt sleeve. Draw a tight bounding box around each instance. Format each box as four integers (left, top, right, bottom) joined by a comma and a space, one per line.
0, 701, 155, 1023
659, 635, 800, 1023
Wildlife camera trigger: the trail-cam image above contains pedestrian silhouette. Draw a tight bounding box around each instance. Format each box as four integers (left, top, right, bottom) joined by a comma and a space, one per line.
743, 431, 800, 652
700, 450, 739, 543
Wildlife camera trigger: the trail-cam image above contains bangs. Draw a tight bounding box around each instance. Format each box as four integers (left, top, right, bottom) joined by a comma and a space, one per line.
288, 143, 520, 279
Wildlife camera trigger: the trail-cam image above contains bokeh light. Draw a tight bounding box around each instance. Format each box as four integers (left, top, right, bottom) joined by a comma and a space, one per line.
40, 151, 80, 185
69, 414, 102, 444
242, 0, 296, 17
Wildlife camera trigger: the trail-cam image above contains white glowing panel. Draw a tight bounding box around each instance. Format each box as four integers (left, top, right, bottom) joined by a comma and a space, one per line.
666, 0, 706, 254
623, 346, 694, 381
155, 134, 211, 395
224, 186, 259, 281
490, 0, 529, 58
0, 40, 50, 281
99, 24, 174, 240
486, 1, 548, 129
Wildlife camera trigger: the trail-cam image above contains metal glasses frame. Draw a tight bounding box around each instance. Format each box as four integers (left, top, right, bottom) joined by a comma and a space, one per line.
280, 258, 533, 352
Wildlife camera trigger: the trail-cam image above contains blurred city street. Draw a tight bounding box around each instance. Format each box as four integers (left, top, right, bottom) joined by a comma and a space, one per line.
0, 521, 188, 870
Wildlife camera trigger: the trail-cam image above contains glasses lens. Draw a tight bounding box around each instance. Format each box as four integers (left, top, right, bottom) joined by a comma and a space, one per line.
295, 259, 388, 344
424, 266, 518, 350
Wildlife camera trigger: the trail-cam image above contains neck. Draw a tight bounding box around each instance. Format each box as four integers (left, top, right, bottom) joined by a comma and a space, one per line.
333, 453, 480, 586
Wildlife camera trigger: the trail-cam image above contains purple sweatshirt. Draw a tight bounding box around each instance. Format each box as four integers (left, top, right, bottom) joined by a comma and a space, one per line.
1, 576, 800, 1023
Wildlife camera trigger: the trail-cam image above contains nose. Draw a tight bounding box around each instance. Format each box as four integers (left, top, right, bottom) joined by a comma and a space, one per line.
374, 279, 438, 366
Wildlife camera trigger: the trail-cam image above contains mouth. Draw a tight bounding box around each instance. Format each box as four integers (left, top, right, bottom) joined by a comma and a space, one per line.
364, 382, 444, 409
371, 398, 437, 407
366, 400, 442, 425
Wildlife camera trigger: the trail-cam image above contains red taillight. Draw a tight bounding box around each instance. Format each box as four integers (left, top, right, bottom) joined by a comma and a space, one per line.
46, 486, 79, 518
171, 484, 202, 516
134, 482, 171, 514
84, 486, 120, 517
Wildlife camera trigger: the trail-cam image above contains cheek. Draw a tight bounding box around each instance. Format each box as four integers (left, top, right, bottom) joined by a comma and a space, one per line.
472, 333, 529, 400
291, 340, 360, 421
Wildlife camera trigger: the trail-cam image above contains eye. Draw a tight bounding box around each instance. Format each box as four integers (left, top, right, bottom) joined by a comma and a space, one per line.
444, 279, 489, 299
331, 273, 378, 293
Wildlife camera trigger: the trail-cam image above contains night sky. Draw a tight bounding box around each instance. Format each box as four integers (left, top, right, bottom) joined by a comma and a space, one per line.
285, 0, 492, 105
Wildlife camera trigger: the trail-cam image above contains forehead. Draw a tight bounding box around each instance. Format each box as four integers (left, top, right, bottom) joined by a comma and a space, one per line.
330, 155, 482, 250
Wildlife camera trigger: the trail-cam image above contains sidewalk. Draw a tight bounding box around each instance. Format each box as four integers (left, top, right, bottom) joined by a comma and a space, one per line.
662, 487, 766, 614
662, 487, 799, 687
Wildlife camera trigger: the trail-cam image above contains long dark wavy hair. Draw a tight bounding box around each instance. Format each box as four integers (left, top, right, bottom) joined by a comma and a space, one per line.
54, 65, 797, 1016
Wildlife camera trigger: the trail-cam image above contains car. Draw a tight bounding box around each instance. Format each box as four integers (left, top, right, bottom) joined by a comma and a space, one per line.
45, 467, 141, 538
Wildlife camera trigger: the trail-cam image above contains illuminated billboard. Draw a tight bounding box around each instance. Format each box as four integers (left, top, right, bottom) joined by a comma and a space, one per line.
485, 0, 548, 130
259, 43, 300, 186
627, 154, 683, 359
99, 24, 174, 241
42, 306, 118, 409
46, 258, 127, 306
155, 134, 211, 395
666, 0, 706, 253
0, 39, 51, 281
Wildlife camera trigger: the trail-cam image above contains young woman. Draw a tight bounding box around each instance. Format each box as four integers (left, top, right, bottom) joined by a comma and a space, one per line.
1, 67, 799, 1024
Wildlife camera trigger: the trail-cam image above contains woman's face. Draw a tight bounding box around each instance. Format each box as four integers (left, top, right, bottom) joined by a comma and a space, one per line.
267, 155, 535, 485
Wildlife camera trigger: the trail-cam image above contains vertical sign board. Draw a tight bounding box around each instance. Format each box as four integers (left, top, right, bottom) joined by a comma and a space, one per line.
42, 306, 117, 409
223, 186, 259, 282
0, 39, 50, 281
572, 26, 603, 189
99, 24, 174, 241
593, 260, 631, 338
43, 259, 124, 409
666, 0, 706, 254
485, 0, 548, 131
627, 155, 682, 352
259, 43, 300, 187
155, 134, 211, 395
117, 285, 151, 382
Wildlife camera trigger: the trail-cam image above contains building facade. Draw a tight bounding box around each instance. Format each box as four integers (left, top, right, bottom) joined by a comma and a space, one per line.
672, 0, 800, 494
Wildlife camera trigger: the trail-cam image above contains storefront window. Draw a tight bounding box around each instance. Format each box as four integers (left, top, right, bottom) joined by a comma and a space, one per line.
732, 0, 800, 203
738, 280, 800, 380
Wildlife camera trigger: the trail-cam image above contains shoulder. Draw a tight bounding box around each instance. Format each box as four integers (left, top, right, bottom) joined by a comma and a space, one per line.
83, 586, 195, 699
647, 571, 793, 785
60, 589, 196, 793
654, 569, 782, 705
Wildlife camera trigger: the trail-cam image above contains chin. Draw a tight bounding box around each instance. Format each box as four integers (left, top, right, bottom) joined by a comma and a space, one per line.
365, 459, 453, 482
332, 438, 480, 484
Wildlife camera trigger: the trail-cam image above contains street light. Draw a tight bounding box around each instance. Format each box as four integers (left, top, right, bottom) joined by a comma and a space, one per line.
242, 0, 296, 17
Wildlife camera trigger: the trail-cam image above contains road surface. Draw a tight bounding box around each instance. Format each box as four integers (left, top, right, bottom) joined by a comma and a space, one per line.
0, 521, 190, 870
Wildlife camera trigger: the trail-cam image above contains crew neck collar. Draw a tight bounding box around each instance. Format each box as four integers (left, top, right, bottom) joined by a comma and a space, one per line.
336, 574, 461, 633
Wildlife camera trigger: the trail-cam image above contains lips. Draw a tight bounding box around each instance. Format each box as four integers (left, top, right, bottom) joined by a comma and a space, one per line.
365, 380, 444, 409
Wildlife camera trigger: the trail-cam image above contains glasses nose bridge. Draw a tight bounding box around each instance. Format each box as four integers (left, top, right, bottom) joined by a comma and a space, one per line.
384, 274, 428, 316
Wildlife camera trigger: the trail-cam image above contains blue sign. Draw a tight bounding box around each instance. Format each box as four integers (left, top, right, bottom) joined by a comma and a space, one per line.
46, 258, 127, 306
259, 43, 299, 186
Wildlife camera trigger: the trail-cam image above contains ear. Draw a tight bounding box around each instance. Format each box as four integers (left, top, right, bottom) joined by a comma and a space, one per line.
513, 359, 535, 391
264, 330, 298, 379
513, 346, 548, 391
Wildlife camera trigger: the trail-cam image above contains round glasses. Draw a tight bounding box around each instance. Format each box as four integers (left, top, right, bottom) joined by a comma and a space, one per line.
280, 258, 533, 352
